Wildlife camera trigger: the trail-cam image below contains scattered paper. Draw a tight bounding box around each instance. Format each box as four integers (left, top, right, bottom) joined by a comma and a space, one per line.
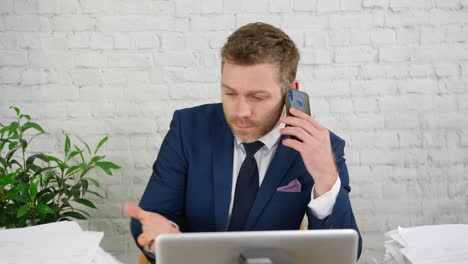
0, 221, 122, 264
382, 224, 468, 264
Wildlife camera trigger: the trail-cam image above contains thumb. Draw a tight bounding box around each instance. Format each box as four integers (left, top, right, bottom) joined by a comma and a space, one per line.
125, 203, 145, 221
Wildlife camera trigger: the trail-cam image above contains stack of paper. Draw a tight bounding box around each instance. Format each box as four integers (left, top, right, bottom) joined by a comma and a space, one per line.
382, 224, 468, 264
0, 221, 122, 264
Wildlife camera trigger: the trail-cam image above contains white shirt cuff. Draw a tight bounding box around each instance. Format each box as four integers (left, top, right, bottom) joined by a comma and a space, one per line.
168, 220, 179, 230
308, 176, 341, 220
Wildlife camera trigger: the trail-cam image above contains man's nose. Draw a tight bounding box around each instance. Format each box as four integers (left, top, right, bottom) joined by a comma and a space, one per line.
236, 98, 252, 118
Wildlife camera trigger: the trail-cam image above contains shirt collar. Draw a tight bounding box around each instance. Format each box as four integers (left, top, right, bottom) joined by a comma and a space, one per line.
234, 122, 285, 150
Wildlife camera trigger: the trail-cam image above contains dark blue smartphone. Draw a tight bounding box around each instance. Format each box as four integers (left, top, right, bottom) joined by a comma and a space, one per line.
285, 88, 311, 140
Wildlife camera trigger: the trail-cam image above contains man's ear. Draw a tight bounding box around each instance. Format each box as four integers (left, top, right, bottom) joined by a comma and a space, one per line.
290, 80, 299, 90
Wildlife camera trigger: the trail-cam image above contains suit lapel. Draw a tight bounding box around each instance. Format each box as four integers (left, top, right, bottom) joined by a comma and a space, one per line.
244, 135, 298, 230
212, 109, 234, 231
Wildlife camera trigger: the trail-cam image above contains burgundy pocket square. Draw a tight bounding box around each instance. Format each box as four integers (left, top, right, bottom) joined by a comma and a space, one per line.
276, 179, 301, 192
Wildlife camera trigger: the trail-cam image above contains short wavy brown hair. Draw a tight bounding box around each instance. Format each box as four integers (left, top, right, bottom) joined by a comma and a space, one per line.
221, 22, 300, 92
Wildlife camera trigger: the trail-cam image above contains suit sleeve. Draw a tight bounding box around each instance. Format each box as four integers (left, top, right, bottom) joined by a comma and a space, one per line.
306, 138, 363, 259
130, 110, 187, 262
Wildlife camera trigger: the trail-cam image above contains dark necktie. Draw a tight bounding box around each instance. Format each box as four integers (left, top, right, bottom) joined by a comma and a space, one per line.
228, 141, 264, 231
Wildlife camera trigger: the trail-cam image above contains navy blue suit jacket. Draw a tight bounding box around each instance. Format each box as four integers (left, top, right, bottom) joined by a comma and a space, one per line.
131, 103, 362, 261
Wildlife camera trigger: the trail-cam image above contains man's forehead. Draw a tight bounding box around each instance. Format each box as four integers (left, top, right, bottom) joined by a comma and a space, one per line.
222, 63, 280, 82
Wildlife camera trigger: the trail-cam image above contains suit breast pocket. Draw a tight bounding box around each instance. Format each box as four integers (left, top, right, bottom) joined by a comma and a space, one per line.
258, 190, 310, 230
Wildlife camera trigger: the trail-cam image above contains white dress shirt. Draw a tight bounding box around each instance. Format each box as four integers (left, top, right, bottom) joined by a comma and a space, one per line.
228, 122, 341, 223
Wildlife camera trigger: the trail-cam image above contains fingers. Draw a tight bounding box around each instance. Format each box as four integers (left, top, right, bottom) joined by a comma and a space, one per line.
289, 107, 323, 130
281, 108, 333, 156
125, 203, 145, 221
280, 116, 321, 139
280, 126, 313, 143
137, 233, 155, 247
282, 108, 330, 143
282, 138, 305, 153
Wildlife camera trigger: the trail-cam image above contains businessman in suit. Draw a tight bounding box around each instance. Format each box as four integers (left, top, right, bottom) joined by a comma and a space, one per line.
126, 22, 362, 262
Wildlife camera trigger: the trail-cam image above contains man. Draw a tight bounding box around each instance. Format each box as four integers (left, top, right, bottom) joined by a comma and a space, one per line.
126, 22, 362, 262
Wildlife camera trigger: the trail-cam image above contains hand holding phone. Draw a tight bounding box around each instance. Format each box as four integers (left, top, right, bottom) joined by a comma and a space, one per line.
281, 88, 338, 198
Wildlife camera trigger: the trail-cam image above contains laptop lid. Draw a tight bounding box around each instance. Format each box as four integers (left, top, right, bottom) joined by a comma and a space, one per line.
156, 229, 358, 264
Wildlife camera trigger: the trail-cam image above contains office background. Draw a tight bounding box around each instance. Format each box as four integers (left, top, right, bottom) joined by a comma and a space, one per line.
1, 0, 467, 263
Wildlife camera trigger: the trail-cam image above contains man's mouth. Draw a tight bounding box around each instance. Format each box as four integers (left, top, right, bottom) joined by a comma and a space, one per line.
235, 124, 253, 130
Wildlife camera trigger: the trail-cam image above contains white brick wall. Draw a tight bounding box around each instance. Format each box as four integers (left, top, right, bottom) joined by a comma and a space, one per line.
1, 1, 467, 263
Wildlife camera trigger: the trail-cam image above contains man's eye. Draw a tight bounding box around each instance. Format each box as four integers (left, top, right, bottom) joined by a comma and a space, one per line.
253, 96, 264, 101
226, 93, 236, 96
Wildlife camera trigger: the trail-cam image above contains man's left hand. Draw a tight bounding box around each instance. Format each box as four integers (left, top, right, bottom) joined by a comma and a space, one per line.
280, 107, 338, 198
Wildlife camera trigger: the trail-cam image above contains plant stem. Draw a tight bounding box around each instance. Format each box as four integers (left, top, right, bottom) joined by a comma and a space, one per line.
16, 116, 26, 175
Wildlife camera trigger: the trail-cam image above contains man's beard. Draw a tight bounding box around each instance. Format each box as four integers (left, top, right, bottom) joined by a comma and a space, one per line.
224, 103, 284, 142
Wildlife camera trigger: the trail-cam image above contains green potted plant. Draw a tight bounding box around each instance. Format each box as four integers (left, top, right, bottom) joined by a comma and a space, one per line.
0, 106, 120, 228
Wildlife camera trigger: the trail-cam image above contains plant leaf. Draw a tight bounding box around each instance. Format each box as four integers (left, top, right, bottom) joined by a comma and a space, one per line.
5, 148, 19, 163
67, 149, 82, 161
95, 161, 121, 176
65, 164, 81, 176
8, 141, 18, 150
20, 114, 31, 121
81, 179, 88, 195
36, 204, 55, 214
0, 172, 17, 186
17, 215, 27, 227
0, 211, 6, 223
77, 137, 92, 156
30, 174, 41, 199
0, 158, 7, 170
74, 208, 91, 217
10, 106, 20, 116
94, 136, 108, 154
86, 190, 104, 199
9, 132, 20, 140
9, 159, 23, 169
26, 153, 49, 165
17, 204, 29, 218
49, 204, 61, 213
74, 145, 85, 163
21, 122, 45, 133
37, 191, 55, 204
8, 122, 19, 136
8, 193, 26, 203
83, 177, 100, 188
65, 134, 70, 156
91, 155, 106, 163
61, 198, 71, 207
62, 211, 87, 220
45, 155, 67, 170
73, 198, 96, 209
0, 126, 9, 133
70, 186, 81, 200
7, 185, 21, 194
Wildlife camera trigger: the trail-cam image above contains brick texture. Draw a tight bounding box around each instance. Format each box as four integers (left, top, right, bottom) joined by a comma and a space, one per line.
1, 1, 467, 264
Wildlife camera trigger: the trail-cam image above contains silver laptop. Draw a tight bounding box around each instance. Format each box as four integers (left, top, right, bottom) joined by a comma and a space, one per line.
156, 229, 358, 264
